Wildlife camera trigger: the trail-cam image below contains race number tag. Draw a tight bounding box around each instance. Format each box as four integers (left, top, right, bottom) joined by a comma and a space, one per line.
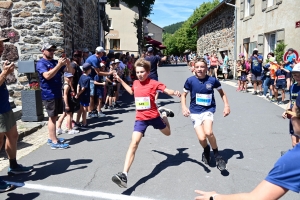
135, 97, 151, 110
196, 94, 212, 106
278, 75, 285, 80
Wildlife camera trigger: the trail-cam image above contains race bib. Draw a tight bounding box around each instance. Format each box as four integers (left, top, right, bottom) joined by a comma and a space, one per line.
135, 97, 151, 110
196, 94, 212, 106
278, 75, 285, 80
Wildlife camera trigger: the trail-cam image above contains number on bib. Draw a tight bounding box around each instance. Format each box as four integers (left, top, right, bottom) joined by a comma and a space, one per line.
196, 93, 212, 106
135, 97, 151, 110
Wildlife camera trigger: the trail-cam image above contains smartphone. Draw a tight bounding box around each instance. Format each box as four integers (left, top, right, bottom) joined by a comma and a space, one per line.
62, 53, 66, 58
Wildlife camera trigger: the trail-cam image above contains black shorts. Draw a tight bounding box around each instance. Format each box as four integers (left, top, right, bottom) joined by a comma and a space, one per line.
107, 85, 115, 97
276, 83, 286, 90
63, 100, 74, 113
43, 98, 63, 117
270, 79, 275, 86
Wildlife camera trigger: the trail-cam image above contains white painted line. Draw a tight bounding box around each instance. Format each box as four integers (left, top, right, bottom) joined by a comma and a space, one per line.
6, 182, 155, 200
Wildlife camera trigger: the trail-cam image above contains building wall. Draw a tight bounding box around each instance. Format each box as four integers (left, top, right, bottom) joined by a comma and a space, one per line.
105, 1, 138, 55
147, 22, 163, 43
196, 5, 235, 60
0, 0, 101, 106
236, 0, 300, 60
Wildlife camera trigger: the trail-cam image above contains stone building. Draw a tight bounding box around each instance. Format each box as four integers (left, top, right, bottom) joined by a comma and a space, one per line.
192, 0, 235, 60
0, 0, 107, 107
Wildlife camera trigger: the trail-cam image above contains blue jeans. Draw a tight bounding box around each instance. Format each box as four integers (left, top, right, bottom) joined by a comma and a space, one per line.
263, 77, 272, 96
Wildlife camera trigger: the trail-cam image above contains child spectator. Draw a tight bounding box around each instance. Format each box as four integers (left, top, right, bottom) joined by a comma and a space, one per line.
269, 57, 279, 101
245, 58, 252, 86
75, 63, 92, 128
56, 73, 79, 135
94, 63, 106, 117
104, 61, 117, 110
236, 60, 242, 91
274, 61, 290, 104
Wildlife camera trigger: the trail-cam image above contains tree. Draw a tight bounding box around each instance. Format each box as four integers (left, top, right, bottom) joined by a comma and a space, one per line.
274, 41, 287, 63
107, 0, 155, 54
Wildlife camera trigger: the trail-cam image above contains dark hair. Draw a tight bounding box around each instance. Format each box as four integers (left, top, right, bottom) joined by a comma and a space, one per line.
288, 48, 294, 52
268, 52, 275, 57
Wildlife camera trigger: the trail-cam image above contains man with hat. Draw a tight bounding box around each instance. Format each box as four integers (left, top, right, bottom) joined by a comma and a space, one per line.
36, 43, 74, 149
81, 48, 92, 65
285, 48, 297, 91
0, 37, 33, 192
145, 46, 167, 102
250, 48, 263, 95
85, 46, 115, 118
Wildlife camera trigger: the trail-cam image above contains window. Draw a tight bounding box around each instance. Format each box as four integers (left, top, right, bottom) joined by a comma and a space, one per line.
110, 39, 120, 50
108, 19, 113, 29
78, 6, 84, 28
267, 0, 274, 7
249, 42, 257, 55
244, 0, 250, 17
110, 0, 119, 8
267, 33, 276, 53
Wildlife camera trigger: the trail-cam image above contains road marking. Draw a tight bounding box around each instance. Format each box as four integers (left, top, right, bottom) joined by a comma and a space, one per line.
7, 182, 155, 200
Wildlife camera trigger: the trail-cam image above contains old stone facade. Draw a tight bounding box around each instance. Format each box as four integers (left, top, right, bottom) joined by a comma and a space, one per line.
0, 0, 104, 107
193, 1, 235, 60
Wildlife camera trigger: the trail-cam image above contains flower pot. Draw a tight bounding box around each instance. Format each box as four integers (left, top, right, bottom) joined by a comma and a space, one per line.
21, 90, 44, 122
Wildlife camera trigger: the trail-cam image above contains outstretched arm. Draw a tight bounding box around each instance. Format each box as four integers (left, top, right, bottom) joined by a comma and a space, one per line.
114, 73, 133, 95
163, 88, 181, 97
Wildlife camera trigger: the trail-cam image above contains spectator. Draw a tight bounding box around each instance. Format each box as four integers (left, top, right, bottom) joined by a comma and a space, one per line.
0, 37, 33, 192
250, 48, 263, 95
71, 50, 83, 113
210, 53, 219, 79
82, 48, 91, 65
269, 57, 279, 102
274, 61, 290, 104
262, 52, 274, 98
236, 60, 242, 91
284, 48, 296, 92
94, 63, 106, 117
36, 43, 74, 149
222, 52, 229, 81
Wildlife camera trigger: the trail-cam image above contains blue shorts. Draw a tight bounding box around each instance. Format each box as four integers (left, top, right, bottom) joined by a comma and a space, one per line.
90, 80, 95, 96
149, 75, 158, 81
133, 116, 166, 135
80, 101, 89, 107
240, 75, 247, 82
96, 88, 104, 99
276, 82, 286, 90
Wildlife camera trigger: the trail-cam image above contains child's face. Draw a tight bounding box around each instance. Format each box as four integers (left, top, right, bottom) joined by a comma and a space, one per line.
292, 72, 300, 83
86, 68, 91, 75
135, 66, 149, 82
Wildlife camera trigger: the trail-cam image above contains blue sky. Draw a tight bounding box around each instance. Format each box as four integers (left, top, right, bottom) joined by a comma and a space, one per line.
149, 0, 206, 28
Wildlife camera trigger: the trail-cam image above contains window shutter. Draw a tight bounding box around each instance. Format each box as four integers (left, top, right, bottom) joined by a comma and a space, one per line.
258, 34, 264, 54
262, 0, 267, 11
250, 0, 255, 16
276, 29, 285, 42
276, 0, 283, 5
240, 0, 244, 20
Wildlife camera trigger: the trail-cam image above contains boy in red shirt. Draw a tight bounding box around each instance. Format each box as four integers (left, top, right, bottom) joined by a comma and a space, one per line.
111, 58, 181, 188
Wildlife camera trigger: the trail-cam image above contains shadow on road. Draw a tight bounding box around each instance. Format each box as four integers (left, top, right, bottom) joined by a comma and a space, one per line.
5, 192, 40, 200
159, 100, 181, 107
66, 131, 115, 145
3, 159, 92, 182
122, 148, 210, 196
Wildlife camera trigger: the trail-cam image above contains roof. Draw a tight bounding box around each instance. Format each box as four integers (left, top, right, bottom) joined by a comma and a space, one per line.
192, 0, 234, 28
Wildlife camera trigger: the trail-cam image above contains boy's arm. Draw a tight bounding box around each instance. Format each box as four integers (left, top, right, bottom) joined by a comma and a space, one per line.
181, 91, 190, 117
163, 88, 181, 97
114, 74, 133, 95
217, 89, 230, 117
76, 87, 85, 97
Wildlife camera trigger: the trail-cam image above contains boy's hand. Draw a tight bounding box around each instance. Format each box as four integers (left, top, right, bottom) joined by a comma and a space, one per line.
282, 111, 287, 119
182, 106, 190, 117
223, 106, 230, 117
173, 90, 181, 97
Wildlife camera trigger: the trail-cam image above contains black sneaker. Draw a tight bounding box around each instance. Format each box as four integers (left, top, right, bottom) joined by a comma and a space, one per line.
202, 151, 210, 165
259, 91, 263, 96
114, 103, 121, 108
215, 155, 227, 171
252, 91, 258, 95
104, 104, 108, 109
88, 112, 93, 118
109, 106, 114, 110
112, 172, 127, 188
158, 107, 174, 117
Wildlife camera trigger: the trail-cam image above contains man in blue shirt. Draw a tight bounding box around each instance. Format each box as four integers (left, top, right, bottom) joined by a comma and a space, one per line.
85, 46, 114, 118
36, 43, 73, 150
194, 90, 300, 200
0, 37, 33, 192
181, 58, 230, 171
251, 48, 264, 95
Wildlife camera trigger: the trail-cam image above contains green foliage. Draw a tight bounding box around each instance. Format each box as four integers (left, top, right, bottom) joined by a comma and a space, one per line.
274, 41, 287, 63
163, 0, 219, 55
163, 22, 184, 34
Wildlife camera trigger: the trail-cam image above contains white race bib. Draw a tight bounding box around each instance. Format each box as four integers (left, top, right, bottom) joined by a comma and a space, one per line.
135, 97, 151, 110
196, 93, 212, 106
278, 75, 285, 80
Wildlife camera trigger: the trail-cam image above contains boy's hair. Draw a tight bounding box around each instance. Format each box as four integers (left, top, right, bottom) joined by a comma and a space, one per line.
237, 60, 242, 64
134, 58, 151, 72
195, 58, 207, 67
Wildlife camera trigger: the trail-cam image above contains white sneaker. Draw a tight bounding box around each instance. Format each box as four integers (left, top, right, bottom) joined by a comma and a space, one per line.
98, 112, 106, 117
56, 128, 65, 135
68, 129, 79, 135
247, 83, 252, 87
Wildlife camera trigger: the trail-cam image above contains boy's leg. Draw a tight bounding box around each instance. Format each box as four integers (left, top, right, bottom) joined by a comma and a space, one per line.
56, 112, 66, 129
76, 105, 83, 123
82, 106, 88, 125
97, 98, 101, 112
274, 87, 278, 100
281, 89, 285, 101
66, 112, 72, 131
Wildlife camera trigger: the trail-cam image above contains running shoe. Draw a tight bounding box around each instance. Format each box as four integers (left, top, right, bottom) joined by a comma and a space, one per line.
68, 129, 80, 135
56, 128, 65, 135
215, 155, 227, 171
80, 124, 89, 130
51, 141, 69, 150
252, 91, 258, 95
112, 172, 127, 188
259, 91, 263, 96
47, 138, 65, 145
114, 103, 121, 108
158, 107, 174, 117
109, 106, 114, 110
0, 180, 14, 192
202, 151, 210, 165
278, 101, 283, 105
98, 112, 106, 117
7, 164, 33, 176
88, 112, 93, 118
104, 104, 108, 109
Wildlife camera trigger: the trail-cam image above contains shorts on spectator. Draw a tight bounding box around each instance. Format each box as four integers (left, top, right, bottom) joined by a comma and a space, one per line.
222, 67, 228, 74
190, 112, 214, 128
90, 80, 95, 96
270, 79, 275, 86
107, 85, 115, 97
210, 65, 217, 69
0, 110, 16, 133
63, 101, 74, 113
240, 75, 247, 82
276, 83, 286, 90
97, 88, 104, 99
43, 98, 63, 117
80, 101, 90, 107
251, 74, 262, 81
133, 116, 167, 135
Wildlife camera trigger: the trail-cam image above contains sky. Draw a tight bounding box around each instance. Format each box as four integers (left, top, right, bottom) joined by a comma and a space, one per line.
149, 0, 206, 28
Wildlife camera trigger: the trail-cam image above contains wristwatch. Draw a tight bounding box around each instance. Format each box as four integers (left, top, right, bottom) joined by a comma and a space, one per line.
210, 194, 219, 200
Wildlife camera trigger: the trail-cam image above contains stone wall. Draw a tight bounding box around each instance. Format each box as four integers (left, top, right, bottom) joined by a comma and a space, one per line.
0, 0, 100, 107
196, 5, 235, 61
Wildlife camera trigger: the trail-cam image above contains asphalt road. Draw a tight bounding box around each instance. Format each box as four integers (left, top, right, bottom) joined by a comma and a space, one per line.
0, 63, 298, 200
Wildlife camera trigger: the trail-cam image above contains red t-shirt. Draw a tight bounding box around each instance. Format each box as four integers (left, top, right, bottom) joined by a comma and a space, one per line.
132, 78, 166, 120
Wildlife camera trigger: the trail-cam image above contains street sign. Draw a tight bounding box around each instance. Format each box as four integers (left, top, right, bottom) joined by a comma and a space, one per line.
283, 50, 299, 61
296, 21, 300, 28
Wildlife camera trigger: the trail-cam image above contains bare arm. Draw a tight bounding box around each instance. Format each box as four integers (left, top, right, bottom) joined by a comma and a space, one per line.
114, 74, 133, 95
94, 81, 105, 86
195, 180, 288, 200
0, 61, 15, 87
63, 58, 74, 74
163, 88, 181, 97
161, 56, 167, 62
43, 58, 65, 80
95, 67, 113, 76
217, 89, 230, 117
181, 91, 190, 117
291, 104, 300, 134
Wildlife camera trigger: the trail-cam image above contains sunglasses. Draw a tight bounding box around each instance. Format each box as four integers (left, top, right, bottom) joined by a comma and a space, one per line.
47, 49, 56, 52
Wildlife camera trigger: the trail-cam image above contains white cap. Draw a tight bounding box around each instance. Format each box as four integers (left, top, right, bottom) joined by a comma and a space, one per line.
253, 48, 258, 52
100, 63, 105, 67
95, 46, 105, 53
115, 59, 120, 63
292, 63, 300, 72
